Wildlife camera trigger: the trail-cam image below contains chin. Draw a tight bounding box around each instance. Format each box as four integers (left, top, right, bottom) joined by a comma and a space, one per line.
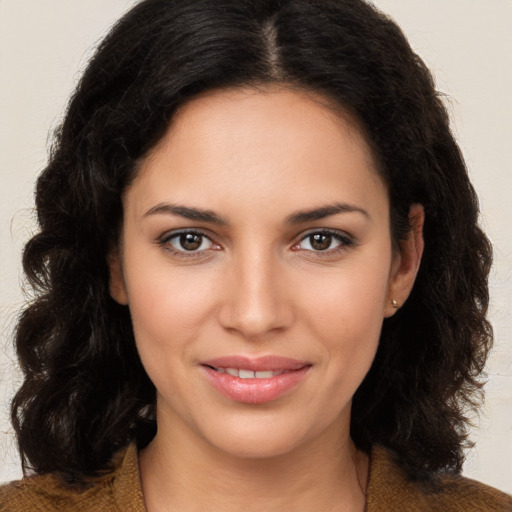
209, 430, 307, 460
192, 407, 346, 461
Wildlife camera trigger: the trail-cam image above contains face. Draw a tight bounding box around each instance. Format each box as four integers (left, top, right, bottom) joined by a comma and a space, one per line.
109, 87, 422, 459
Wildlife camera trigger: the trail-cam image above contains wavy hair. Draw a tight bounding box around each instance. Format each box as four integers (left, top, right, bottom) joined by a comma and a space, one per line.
12, 0, 492, 483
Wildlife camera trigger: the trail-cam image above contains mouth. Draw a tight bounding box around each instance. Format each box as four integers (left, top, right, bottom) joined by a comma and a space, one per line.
204, 366, 292, 379
200, 356, 311, 404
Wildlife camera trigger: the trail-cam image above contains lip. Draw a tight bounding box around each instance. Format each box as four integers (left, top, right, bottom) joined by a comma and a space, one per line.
200, 355, 311, 404
202, 355, 309, 372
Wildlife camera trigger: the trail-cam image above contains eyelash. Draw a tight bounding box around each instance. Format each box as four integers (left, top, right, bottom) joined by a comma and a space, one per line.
293, 229, 355, 256
157, 228, 355, 258
157, 229, 219, 259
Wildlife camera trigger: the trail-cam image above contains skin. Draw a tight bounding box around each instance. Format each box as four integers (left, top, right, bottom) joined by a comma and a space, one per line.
109, 87, 424, 512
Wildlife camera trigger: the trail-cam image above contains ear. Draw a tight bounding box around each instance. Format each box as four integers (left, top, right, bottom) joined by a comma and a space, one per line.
384, 204, 424, 317
107, 248, 129, 305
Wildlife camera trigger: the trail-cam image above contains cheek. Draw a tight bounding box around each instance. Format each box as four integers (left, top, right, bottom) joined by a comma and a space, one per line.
301, 260, 391, 334
124, 265, 221, 410
122, 256, 217, 357
296, 253, 392, 378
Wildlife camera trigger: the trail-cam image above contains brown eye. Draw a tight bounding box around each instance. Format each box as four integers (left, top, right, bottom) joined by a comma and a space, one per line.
180, 233, 203, 251
164, 231, 214, 252
309, 233, 332, 251
295, 230, 353, 253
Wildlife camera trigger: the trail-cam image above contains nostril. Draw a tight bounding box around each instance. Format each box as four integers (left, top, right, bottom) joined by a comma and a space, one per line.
216, 270, 294, 338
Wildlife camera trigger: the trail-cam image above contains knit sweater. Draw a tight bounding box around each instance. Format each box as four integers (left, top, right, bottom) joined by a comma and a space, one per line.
1, 444, 511, 511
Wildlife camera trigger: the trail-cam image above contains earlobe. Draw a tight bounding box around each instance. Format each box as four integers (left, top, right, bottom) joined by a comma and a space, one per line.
385, 204, 424, 317
107, 249, 129, 305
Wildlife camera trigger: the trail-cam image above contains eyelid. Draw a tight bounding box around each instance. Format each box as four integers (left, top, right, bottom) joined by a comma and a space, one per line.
159, 227, 210, 242
293, 228, 355, 252
156, 227, 355, 257
157, 228, 221, 255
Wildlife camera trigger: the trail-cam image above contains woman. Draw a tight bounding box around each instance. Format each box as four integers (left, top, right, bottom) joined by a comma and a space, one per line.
1, 0, 511, 510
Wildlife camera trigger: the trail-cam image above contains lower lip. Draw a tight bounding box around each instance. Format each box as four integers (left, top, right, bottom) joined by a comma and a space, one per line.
201, 366, 311, 404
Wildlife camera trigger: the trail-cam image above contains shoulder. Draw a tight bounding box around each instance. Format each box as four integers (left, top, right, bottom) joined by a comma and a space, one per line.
0, 473, 117, 512
367, 445, 512, 512
432, 474, 512, 511
0, 444, 144, 512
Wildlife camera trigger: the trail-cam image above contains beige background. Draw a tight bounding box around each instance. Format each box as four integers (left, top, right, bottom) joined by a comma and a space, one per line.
1, 0, 511, 492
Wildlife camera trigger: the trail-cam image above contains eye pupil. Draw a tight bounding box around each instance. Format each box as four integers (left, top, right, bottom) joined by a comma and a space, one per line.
180, 233, 202, 251
311, 233, 332, 251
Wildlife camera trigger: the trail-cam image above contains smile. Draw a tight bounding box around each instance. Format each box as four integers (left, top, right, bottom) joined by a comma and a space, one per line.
208, 367, 289, 378
201, 356, 311, 404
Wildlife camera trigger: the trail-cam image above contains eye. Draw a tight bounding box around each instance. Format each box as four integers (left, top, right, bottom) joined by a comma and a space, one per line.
161, 231, 216, 252
294, 230, 353, 252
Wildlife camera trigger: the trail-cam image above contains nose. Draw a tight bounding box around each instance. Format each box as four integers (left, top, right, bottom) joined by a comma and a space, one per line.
217, 249, 294, 340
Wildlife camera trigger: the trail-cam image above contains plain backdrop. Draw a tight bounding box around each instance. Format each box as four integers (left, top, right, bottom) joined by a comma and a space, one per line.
1, 0, 511, 493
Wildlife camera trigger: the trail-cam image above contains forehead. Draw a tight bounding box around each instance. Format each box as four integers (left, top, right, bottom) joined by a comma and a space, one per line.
150, 85, 377, 170
127, 86, 388, 222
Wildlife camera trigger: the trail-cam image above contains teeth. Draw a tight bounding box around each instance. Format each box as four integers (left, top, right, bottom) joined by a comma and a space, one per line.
255, 370, 274, 378
217, 368, 284, 378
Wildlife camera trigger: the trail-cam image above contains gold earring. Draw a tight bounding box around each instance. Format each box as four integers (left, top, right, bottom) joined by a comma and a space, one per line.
391, 299, 399, 309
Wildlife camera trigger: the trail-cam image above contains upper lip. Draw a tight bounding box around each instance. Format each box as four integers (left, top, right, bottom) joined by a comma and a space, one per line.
201, 355, 310, 372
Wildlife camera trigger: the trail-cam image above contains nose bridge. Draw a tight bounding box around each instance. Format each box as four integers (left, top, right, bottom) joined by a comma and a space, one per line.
219, 241, 291, 338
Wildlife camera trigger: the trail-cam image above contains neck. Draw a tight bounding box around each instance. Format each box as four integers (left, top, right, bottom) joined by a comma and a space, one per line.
139, 416, 368, 512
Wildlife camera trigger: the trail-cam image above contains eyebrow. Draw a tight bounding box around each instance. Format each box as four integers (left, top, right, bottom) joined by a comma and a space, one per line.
143, 201, 369, 225
143, 203, 228, 225
286, 203, 370, 224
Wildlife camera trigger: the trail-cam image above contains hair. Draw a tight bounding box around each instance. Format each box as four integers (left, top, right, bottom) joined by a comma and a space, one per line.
12, 0, 492, 484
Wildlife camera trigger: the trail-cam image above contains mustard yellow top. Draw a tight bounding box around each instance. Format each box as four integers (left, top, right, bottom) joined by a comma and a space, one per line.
1, 444, 511, 511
